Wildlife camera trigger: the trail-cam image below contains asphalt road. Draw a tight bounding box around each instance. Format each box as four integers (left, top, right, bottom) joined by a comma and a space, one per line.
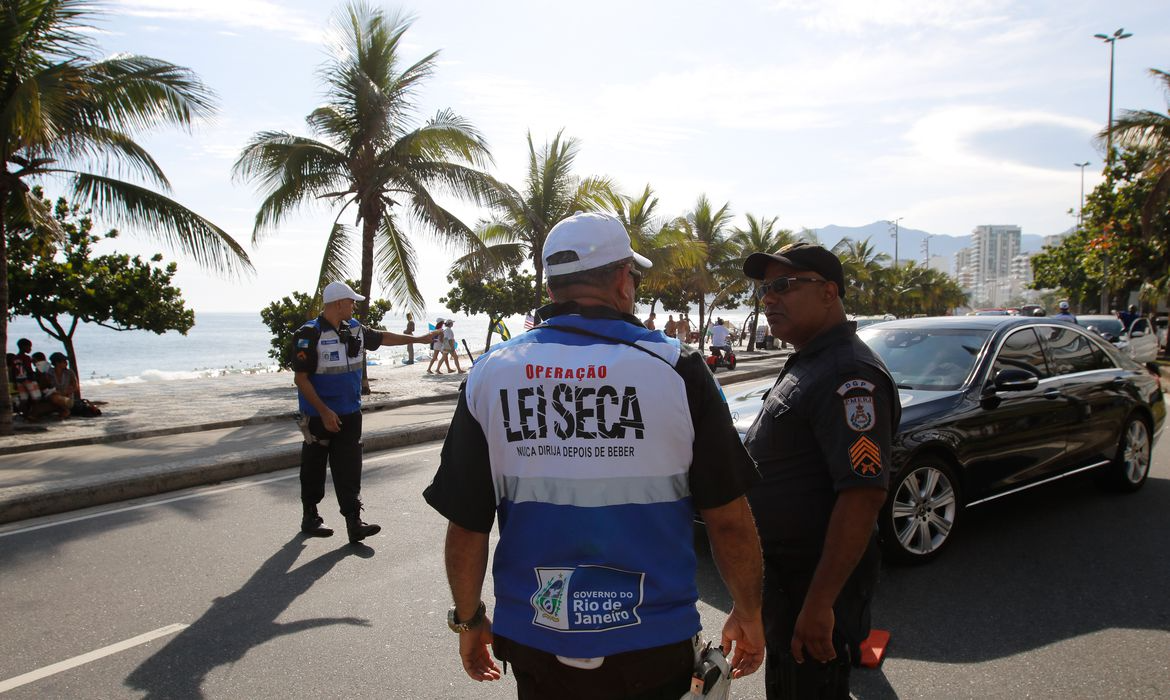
1, 435, 1168, 698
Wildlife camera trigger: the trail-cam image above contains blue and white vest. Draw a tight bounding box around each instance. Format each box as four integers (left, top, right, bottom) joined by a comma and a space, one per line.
297, 317, 366, 416
465, 313, 700, 657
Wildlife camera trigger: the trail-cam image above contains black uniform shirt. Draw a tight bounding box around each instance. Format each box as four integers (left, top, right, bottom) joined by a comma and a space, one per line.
744, 322, 899, 551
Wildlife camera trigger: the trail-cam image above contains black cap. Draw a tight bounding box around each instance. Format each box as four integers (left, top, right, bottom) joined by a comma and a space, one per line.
743, 242, 846, 299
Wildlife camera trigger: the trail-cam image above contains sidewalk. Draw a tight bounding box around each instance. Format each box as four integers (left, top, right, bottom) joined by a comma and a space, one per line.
0, 349, 788, 524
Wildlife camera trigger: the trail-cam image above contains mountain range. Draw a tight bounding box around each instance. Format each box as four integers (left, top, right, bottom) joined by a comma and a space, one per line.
814, 221, 1055, 272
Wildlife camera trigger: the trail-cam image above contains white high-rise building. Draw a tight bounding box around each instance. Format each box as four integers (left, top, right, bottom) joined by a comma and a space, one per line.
956, 225, 1022, 305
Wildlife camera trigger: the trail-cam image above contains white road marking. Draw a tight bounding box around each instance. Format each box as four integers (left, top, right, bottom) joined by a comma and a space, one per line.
0, 623, 188, 693
0, 443, 442, 538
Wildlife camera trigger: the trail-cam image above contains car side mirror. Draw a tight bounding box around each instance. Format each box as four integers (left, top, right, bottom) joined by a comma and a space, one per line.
993, 368, 1039, 392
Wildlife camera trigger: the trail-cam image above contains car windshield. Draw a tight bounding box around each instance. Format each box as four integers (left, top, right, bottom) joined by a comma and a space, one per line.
858, 327, 991, 391
1075, 318, 1123, 337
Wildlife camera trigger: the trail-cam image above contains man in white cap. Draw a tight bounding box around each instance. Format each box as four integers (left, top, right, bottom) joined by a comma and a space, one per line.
292, 281, 440, 543
426, 212, 764, 695
1053, 300, 1077, 323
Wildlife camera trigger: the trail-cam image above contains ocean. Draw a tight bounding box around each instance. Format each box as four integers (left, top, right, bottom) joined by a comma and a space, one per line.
7, 307, 755, 384
6, 311, 504, 384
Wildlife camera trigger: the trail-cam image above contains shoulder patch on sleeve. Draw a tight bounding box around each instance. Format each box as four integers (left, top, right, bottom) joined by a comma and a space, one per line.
849, 435, 882, 477
297, 338, 311, 348
837, 378, 876, 395
844, 395, 875, 431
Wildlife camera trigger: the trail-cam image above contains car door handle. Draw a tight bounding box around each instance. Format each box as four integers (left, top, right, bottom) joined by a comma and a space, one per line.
1043, 388, 1063, 400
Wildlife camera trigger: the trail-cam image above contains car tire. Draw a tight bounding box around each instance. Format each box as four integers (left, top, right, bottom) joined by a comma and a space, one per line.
880, 455, 963, 565
1097, 415, 1151, 492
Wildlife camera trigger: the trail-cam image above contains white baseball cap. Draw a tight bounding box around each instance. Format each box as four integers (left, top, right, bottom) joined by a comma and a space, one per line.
322, 281, 365, 304
543, 213, 652, 277
1059, 300, 1070, 310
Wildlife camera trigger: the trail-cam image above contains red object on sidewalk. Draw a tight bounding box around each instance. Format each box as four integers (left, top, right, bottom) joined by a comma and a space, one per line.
859, 629, 890, 668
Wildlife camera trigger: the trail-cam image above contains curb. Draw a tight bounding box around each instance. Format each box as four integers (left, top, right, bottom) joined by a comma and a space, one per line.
0, 419, 453, 524
0, 392, 460, 457
0, 359, 784, 525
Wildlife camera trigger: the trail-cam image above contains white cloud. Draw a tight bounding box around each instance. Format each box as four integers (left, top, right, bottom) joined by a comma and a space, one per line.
771, 0, 1015, 33
111, 0, 325, 43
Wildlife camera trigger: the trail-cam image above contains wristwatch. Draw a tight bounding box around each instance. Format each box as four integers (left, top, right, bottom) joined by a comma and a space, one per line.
448, 601, 486, 633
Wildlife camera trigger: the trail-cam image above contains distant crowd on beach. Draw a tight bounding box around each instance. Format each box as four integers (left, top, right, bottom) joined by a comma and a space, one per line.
6, 337, 95, 422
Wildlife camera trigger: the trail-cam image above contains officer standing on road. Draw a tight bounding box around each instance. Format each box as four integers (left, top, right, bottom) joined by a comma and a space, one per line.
424, 212, 765, 697
741, 243, 898, 699
293, 281, 439, 543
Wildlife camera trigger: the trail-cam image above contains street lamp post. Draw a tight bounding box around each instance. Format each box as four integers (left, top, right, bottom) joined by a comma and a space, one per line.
1094, 28, 1132, 178
1093, 28, 1131, 313
887, 217, 903, 270
1074, 161, 1090, 230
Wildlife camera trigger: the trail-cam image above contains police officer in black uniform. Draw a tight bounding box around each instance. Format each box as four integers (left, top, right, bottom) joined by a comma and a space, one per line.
741, 243, 899, 699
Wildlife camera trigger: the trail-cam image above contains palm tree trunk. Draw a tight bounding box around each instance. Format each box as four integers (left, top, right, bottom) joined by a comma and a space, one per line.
533, 254, 545, 312
698, 298, 707, 351
358, 207, 377, 395
0, 182, 12, 436
747, 297, 760, 351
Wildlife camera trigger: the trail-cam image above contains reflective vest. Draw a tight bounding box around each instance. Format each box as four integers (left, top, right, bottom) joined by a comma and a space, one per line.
465, 313, 700, 657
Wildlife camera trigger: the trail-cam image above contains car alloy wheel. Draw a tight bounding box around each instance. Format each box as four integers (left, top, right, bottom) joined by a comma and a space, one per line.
882, 458, 961, 564
1100, 416, 1152, 492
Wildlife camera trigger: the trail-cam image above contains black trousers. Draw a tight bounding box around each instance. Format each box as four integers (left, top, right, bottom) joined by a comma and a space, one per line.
299, 411, 364, 517
762, 536, 881, 700
492, 635, 693, 700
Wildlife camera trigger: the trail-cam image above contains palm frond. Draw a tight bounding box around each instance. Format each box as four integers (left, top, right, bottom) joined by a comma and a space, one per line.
315, 222, 357, 296
72, 172, 253, 276
374, 213, 424, 307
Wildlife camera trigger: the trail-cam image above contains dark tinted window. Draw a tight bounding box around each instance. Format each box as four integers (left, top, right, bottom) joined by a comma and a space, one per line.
1130, 317, 1151, 337
993, 328, 1049, 379
1041, 326, 1110, 374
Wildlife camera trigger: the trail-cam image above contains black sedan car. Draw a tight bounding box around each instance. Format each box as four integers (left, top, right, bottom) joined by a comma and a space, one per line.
726, 316, 1166, 564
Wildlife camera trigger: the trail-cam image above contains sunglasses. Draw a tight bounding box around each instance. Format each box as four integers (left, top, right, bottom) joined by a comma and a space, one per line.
625, 265, 642, 288
754, 276, 827, 300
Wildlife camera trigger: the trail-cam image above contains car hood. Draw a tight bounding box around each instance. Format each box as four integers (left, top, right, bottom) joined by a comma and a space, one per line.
727, 379, 963, 435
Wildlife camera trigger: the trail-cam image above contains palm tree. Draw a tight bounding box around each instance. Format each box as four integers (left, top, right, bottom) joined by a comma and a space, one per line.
834, 237, 889, 314
677, 195, 736, 349
234, 2, 495, 319
606, 184, 703, 312
0, 0, 253, 435
731, 214, 796, 350
453, 130, 612, 309
1103, 68, 1170, 241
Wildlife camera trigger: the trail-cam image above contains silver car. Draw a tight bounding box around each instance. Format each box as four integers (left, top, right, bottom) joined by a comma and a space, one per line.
1075, 315, 1160, 364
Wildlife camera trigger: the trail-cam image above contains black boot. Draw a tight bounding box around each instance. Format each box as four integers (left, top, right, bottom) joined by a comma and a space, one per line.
301, 505, 334, 537
346, 515, 381, 543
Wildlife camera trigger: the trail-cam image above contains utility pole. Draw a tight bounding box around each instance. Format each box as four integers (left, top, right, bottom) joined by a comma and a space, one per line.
921, 233, 935, 267
1074, 161, 1090, 230
887, 218, 903, 270
1094, 28, 1132, 180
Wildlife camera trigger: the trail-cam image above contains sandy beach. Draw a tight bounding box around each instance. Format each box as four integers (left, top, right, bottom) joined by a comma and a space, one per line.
3, 359, 466, 450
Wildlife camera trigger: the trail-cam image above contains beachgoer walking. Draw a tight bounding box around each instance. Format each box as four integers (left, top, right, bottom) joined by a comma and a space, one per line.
292, 281, 440, 542
741, 243, 898, 699
677, 314, 692, 344
425, 212, 765, 696
404, 312, 416, 364
427, 318, 446, 374
442, 319, 464, 374
664, 314, 677, 338
645, 311, 656, 330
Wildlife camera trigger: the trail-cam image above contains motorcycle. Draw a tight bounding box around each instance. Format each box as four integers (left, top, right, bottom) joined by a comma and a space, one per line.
705, 346, 736, 373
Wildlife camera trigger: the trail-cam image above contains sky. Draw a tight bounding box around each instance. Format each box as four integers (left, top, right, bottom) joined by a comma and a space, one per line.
55, 0, 1170, 312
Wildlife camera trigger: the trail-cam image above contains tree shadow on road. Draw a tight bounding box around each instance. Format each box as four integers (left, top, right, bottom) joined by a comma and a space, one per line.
124, 535, 369, 699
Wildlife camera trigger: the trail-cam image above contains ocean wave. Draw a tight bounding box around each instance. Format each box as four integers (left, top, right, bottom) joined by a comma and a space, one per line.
88, 365, 283, 385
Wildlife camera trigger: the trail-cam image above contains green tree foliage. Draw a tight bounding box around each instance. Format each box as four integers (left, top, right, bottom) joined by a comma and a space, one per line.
731, 214, 796, 350
1102, 68, 1170, 241
881, 263, 969, 317
454, 130, 613, 309
1032, 148, 1170, 309
834, 237, 891, 315
8, 193, 194, 381
675, 195, 739, 349
0, 0, 252, 434
260, 280, 390, 370
235, 2, 495, 322
440, 268, 536, 352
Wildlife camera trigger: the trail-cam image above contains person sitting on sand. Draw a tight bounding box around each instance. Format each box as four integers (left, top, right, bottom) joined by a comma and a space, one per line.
46, 352, 79, 418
